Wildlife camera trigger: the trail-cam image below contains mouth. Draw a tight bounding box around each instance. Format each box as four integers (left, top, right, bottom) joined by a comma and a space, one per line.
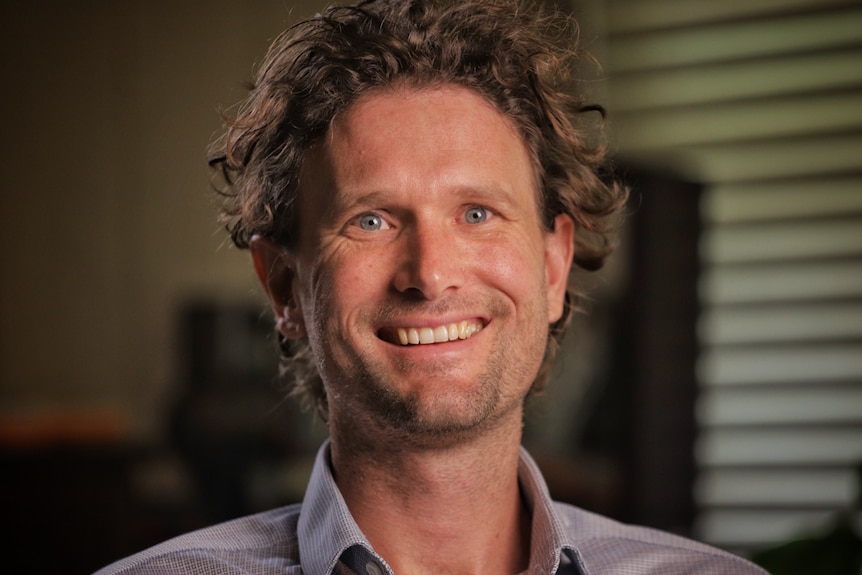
378, 319, 485, 346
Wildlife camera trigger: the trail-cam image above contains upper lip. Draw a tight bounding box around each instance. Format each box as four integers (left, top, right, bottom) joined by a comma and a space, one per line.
378, 314, 487, 330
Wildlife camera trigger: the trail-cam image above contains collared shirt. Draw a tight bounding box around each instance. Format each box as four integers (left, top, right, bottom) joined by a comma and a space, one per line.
95, 440, 767, 575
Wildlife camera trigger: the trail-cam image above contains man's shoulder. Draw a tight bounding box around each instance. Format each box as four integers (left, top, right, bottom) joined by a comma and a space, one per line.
552, 502, 769, 575
93, 504, 302, 575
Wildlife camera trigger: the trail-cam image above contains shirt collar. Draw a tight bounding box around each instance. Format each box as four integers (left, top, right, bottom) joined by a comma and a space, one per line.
297, 440, 378, 575
518, 447, 586, 574
297, 439, 583, 575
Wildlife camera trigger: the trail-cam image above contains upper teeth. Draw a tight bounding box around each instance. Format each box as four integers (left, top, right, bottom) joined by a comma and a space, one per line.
396, 321, 482, 345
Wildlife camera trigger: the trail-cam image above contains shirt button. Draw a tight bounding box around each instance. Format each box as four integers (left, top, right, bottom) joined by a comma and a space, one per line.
365, 560, 384, 575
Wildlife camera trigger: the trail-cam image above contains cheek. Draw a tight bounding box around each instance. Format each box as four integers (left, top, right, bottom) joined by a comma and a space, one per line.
342, 261, 379, 289
305, 248, 383, 326
335, 247, 387, 290
480, 240, 547, 297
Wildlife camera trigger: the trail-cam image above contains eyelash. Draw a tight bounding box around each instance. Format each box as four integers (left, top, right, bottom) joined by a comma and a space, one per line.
351, 205, 492, 232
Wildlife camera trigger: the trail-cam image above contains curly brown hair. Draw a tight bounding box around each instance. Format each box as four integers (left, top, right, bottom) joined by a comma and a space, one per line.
208, 0, 628, 419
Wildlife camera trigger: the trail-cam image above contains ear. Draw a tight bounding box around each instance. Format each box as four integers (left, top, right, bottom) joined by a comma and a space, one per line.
250, 235, 306, 339
544, 214, 575, 324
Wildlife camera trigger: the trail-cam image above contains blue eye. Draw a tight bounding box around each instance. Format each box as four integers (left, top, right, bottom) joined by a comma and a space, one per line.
358, 213, 384, 230
464, 206, 488, 224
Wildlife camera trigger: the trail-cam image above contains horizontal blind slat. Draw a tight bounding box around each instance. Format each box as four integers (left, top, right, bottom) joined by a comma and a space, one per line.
607, 0, 858, 34
698, 344, 862, 385
699, 303, 862, 344
704, 178, 862, 223
609, 52, 862, 111
614, 92, 862, 151
695, 468, 858, 507
609, 9, 862, 72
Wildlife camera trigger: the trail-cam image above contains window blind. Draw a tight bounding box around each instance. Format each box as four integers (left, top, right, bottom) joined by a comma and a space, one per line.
603, 0, 862, 553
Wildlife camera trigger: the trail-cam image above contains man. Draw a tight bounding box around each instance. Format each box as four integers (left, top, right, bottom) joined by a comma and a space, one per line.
97, 1, 767, 573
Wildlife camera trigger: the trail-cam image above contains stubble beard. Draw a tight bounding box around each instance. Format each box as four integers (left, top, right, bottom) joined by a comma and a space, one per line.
310, 283, 550, 450
360, 353, 507, 446
328, 313, 547, 450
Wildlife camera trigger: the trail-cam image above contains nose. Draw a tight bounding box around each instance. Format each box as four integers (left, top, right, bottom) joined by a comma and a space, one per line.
392, 219, 465, 300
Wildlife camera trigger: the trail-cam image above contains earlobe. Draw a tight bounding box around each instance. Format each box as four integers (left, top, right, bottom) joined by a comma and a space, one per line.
249, 235, 306, 339
545, 214, 575, 323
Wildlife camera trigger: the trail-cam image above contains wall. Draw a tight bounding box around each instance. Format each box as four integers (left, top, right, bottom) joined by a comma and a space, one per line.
1, 0, 326, 441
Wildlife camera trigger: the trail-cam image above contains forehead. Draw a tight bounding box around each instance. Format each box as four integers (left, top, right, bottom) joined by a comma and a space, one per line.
337, 86, 535, 186
296, 85, 541, 237
331, 84, 521, 148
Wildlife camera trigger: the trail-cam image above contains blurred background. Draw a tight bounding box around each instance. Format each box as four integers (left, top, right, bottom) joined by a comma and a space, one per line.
1, 0, 860, 573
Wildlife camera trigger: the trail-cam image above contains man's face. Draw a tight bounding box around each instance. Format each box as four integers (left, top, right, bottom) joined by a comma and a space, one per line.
281, 85, 573, 444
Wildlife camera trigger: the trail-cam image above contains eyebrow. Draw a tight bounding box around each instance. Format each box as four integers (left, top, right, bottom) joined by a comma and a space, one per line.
325, 189, 392, 218
334, 182, 527, 211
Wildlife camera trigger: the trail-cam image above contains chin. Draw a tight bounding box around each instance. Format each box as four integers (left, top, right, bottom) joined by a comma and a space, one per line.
373, 384, 517, 444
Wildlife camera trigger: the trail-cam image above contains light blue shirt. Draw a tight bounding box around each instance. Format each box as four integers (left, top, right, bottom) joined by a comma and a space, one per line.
95, 440, 767, 574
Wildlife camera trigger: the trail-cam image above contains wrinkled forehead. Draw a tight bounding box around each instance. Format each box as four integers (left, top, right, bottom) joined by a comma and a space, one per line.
293, 83, 545, 233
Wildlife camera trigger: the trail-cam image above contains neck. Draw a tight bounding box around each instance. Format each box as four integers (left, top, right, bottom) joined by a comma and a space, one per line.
329, 412, 531, 575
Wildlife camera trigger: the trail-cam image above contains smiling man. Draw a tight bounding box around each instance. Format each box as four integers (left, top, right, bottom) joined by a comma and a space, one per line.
270, 85, 570, 451
96, 1, 767, 574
